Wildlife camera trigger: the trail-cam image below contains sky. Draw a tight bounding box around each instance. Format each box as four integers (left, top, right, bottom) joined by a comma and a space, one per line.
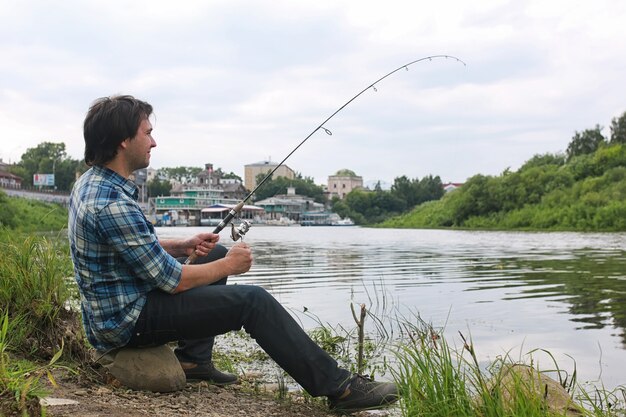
1, 0, 625, 187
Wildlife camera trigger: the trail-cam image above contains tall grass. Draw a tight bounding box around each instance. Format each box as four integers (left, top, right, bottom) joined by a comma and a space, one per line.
393, 319, 626, 417
0, 229, 86, 361
0, 229, 87, 414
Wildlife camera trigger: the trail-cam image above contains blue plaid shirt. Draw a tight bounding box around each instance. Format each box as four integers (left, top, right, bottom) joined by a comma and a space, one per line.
68, 166, 182, 351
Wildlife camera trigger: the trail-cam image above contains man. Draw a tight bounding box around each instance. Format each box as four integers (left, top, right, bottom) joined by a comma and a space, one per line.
68, 95, 398, 412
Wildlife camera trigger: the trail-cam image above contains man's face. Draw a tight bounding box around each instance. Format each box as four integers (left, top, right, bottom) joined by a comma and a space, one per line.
126, 118, 156, 170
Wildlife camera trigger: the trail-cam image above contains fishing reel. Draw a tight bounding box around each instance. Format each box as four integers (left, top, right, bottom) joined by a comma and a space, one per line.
230, 219, 252, 241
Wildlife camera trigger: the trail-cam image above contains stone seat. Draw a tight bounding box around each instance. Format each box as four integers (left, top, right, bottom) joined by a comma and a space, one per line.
96, 344, 186, 392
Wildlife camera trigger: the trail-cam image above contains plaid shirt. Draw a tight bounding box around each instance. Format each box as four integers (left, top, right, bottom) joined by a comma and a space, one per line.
68, 166, 182, 351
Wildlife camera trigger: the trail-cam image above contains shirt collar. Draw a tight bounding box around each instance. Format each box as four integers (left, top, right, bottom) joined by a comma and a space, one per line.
92, 165, 139, 201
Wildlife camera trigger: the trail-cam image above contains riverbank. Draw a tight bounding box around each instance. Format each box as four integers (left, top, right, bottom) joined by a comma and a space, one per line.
36, 330, 395, 417
40, 372, 341, 417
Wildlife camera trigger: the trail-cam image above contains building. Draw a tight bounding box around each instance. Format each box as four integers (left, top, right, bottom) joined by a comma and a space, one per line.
327, 169, 363, 200
253, 187, 324, 222
442, 182, 464, 193
0, 159, 22, 189
0, 170, 22, 189
148, 163, 249, 226
244, 161, 295, 191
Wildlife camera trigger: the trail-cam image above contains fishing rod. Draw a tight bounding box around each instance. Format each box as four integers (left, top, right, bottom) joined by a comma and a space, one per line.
185, 54, 466, 265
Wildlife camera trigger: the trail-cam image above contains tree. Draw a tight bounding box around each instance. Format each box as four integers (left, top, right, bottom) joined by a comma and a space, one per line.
417, 175, 444, 204
147, 178, 172, 197
520, 152, 565, 170
252, 175, 325, 203
450, 174, 501, 225
222, 171, 243, 182
391, 174, 444, 208
160, 166, 203, 183
566, 125, 606, 161
610, 111, 626, 144
17, 142, 84, 191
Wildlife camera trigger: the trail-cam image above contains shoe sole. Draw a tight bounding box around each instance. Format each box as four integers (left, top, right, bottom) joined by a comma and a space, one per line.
185, 377, 239, 386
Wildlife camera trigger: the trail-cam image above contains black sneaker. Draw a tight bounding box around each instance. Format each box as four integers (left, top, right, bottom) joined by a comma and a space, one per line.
182, 362, 238, 385
329, 374, 399, 412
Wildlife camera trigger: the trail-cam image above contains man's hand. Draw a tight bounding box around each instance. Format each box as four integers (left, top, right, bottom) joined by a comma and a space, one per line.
225, 242, 253, 275
183, 233, 220, 257
175, 240, 253, 293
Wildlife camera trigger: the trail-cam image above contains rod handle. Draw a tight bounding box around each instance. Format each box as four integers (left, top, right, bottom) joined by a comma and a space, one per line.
183, 201, 245, 265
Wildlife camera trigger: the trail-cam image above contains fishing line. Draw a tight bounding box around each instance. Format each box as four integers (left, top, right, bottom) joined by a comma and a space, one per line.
185, 54, 466, 264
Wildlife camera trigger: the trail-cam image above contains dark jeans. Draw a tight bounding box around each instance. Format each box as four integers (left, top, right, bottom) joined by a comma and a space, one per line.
126, 245, 351, 397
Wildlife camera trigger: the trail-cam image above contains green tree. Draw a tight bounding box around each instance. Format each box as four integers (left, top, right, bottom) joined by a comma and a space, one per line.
391, 176, 412, 206
391, 174, 444, 208
222, 171, 243, 181
610, 110, 626, 144
520, 152, 566, 170
566, 125, 606, 161
160, 166, 203, 182
147, 178, 172, 197
450, 174, 501, 225
417, 175, 445, 204
17, 142, 84, 191
252, 176, 325, 203
211, 167, 242, 182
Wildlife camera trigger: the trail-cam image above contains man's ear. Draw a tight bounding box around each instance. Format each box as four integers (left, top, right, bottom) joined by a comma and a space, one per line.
119, 138, 130, 149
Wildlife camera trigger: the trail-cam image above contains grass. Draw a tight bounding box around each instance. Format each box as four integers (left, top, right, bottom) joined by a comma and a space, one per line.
0, 228, 88, 416
392, 318, 626, 417
0, 191, 68, 233
0, 313, 66, 417
0, 229, 85, 360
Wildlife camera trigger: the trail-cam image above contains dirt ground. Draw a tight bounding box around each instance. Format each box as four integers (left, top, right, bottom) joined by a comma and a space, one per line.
37, 370, 395, 417
42, 380, 332, 417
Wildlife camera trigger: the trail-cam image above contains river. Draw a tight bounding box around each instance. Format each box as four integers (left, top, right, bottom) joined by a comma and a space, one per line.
156, 225, 626, 391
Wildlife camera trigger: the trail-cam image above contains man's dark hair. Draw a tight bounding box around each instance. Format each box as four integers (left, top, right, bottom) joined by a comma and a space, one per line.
83, 95, 154, 166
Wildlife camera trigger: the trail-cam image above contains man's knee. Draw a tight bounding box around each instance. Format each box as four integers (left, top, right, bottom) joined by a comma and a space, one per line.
211, 244, 228, 260
240, 285, 279, 312
193, 243, 228, 265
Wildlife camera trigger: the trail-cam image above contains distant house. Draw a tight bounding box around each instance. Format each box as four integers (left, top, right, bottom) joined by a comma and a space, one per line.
244, 161, 295, 191
196, 164, 248, 200
0, 171, 22, 189
327, 169, 363, 200
150, 163, 249, 226
0, 160, 22, 189
442, 182, 463, 193
254, 187, 323, 221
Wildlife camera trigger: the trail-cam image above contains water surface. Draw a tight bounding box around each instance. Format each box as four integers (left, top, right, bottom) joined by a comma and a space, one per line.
157, 226, 626, 390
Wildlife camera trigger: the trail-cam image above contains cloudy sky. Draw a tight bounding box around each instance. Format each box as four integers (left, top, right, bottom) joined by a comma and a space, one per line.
1, 0, 625, 186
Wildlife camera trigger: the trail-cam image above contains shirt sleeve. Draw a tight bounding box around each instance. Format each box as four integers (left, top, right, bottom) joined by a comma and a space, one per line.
96, 199, 182, 293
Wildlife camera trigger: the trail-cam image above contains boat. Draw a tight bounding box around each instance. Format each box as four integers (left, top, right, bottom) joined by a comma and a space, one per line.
331, 217, 355, 226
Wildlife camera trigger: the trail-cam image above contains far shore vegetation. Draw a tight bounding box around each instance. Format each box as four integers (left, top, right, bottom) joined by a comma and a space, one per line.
379, 141, 626, 231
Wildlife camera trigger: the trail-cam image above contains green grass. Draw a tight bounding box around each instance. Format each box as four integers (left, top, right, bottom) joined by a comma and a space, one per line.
392, 321, 626, 417
0, 229, 86, 415
0, 191, 68, 232
0, 229, 78, 357
0, 313, 66, 417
